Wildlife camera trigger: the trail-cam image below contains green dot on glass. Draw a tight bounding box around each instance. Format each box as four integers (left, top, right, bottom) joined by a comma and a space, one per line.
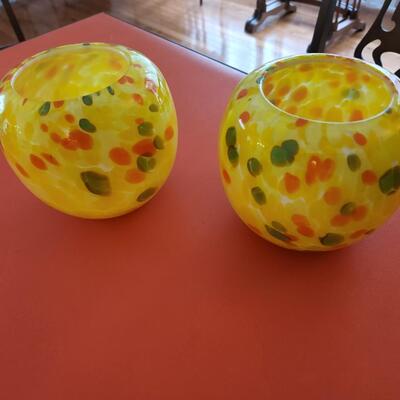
153, 135, 164, 150
79, 118, 96, 133
347, 154, 361, 171
137, 187, 157, 202
320, 233, 344, 246
271, 220, 286, 232
38, 101, 50, 116
227, 146, 239, 166
225, 126, 237, 147
138, 122, 154, 136
137, 156, 156, 172
149, 104, 159, 112
271, 146, 287, 166
247, 157, 262, 176
340, 202, 356, 216
251, 186, 266, 205
82, 95, 93, 106
80, 171, 111, 196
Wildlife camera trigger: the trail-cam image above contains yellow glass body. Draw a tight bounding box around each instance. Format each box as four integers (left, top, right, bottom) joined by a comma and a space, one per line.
219, 54, 400, 251
0, 43, 178, 218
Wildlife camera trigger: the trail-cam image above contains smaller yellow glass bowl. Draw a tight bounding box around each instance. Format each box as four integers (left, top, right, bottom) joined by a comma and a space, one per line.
219, 54, 400, 251
0, 43, 178, 218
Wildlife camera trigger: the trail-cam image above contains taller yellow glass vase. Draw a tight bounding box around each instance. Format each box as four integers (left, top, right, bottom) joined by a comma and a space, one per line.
0, 43, 177, 218
219, 54, 400, 251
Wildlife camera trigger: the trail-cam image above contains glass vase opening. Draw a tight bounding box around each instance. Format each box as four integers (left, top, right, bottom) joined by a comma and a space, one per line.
260, 54, 397, 124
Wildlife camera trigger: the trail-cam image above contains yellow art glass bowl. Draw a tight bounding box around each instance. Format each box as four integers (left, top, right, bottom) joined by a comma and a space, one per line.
0, 43, 177, 218
219, 54, 400, 251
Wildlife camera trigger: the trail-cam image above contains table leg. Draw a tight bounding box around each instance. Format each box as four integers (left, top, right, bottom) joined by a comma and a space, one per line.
307, 0, 336, 52
245, 0, 296, 33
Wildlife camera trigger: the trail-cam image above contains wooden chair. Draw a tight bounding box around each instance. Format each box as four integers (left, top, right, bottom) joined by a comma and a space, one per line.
354, 0, 400, 78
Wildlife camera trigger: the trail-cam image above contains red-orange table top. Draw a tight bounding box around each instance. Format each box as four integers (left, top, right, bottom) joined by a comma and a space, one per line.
0, 13, 399, 400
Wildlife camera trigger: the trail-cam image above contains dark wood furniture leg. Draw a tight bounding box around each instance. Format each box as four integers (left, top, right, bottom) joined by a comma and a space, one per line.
307, 0, 337, 52
245, 0, 296, 33
1, 0, 25, 42
307, 0, 365, 52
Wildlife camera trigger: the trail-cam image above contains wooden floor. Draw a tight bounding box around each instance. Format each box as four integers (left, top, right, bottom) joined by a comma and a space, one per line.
0, 0, 398, 73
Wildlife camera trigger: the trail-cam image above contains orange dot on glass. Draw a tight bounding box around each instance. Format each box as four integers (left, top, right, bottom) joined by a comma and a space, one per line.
69, 130, 93, 150
319, 158, 335, 181
110, 59, 122, 70
362, 170, 377, 185
299, 63, 312, 72
30, 154, 47, 170
306, 155, 320, 185
295, 118, 308, 127
222, 169, 231, 184
329, 80, 340, 88
125, 168, 146, 184
291, 86, 308, 102
45, 65, 58, 79
15, 163, 29, 178
40, 123, 48, 132
65, 114, 75, 124
362, 74, 371, 83
135, 118, 144, 125
284, 173, 300, 193
240, 111, 250, 124
285, 105, 298, 114
278, 85, 290, 97
165, 126, 174, 141
297, 225, 314, 237
132, 93, 144, 105
41, 153, 59, 166
109, 147, 131, 165
353, 132, 367, 146
272, 98, 282, 106
237, 89, 248, 99
118, 76, 127, 84
346, 71, 358, 83
50, 132, 61, 143
263, 82, 274, 96
331, 214, 351, 227
353, 205, 368, 221
323, 187, 341, 205
350, 109, 364, 122
61, 137, 79, 151
132, 139, 156, 156
53, 100, 64, 108
310, 107, 323, 119
291, 214, 309, 227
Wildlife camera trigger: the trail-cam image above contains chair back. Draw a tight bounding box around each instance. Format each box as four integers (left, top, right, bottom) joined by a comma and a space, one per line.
354, 0, 400, 77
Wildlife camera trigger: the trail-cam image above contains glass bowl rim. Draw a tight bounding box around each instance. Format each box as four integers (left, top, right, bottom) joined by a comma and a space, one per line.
257, 53, 399, 126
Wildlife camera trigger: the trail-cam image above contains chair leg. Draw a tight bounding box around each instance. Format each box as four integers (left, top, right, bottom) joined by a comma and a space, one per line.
200, 0, 203, 5
2, 0, 25, 42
